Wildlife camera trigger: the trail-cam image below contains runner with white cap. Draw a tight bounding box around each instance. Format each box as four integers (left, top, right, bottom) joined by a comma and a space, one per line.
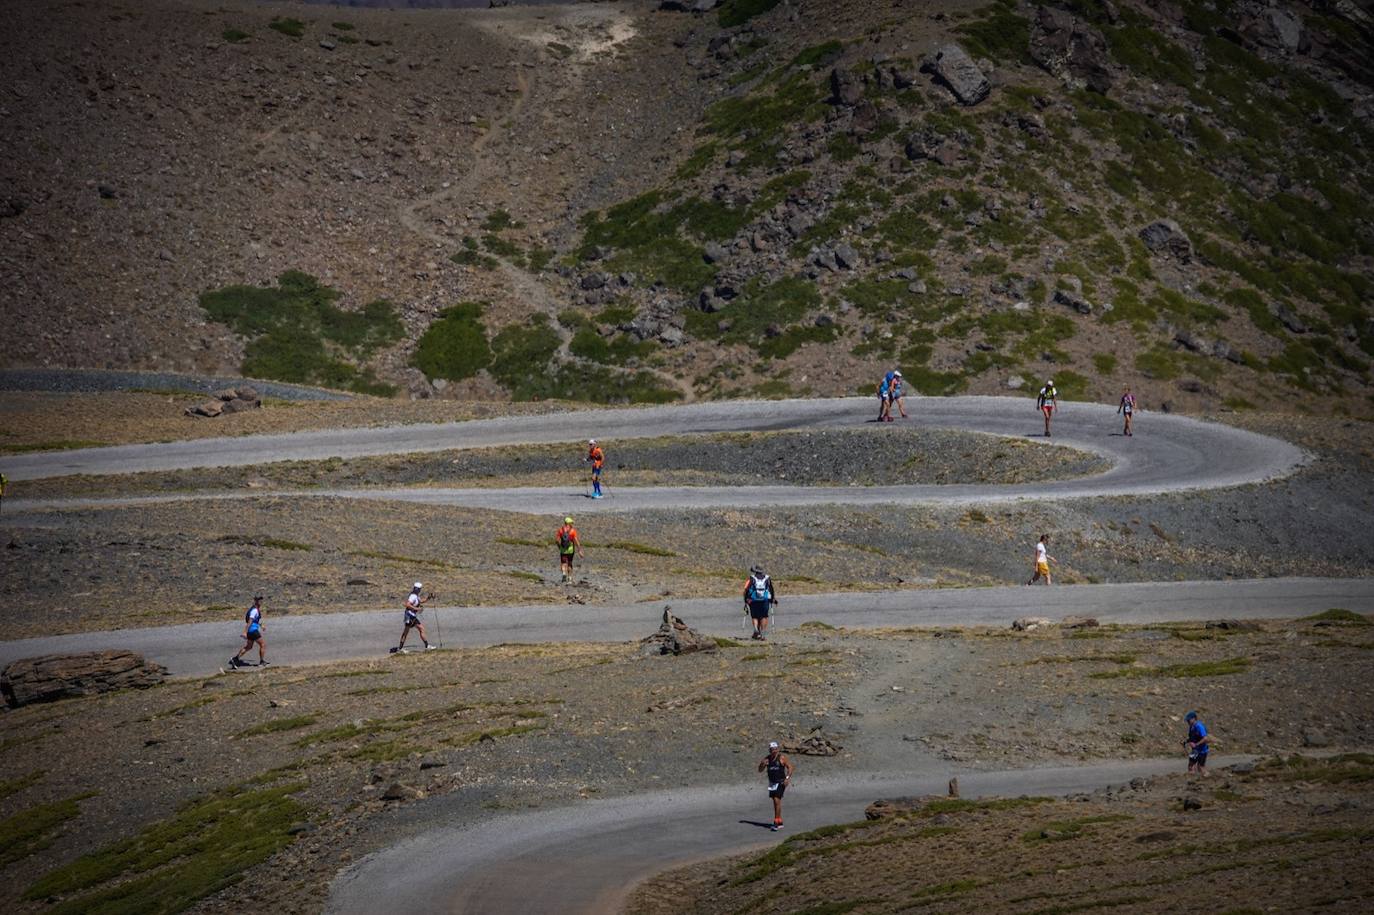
392, 581, 436, 654
757, 740, 794, 831
1037, 379, 1058, 437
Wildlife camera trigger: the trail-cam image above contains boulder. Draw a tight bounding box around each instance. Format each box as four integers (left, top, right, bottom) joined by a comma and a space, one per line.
1138, 219, 1193, 262
2, 650, 167, 707
1061, 615, 1100, 629
920, 44, 990, 106
833, 242, 861, 270
1012, 616, 1053, 632
864, 795, 944, 820
1053, 288, 1092, 314
1205, 619, 1260, 631
1029, 6, 1115, 94
187, 386, 261, 418
830, 68, 864, 107
381, 782, 424, 802
1270, 301, 1308, 334
639, 607, 718, 656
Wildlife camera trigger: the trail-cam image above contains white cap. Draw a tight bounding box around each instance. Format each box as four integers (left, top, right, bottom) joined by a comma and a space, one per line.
1046, 379, 1054, 386
413, 582, 423, 590
893, 370, 902, 377
588, 439, 596, 445
768, 740, 779, 749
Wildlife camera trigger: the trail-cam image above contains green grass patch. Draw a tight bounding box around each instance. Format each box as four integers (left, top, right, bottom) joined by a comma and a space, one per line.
217, 534, 312, 552
954, 2, 1033, 66
1301, 608, 1370, 625
798, 620, 837, 630
599, 540, 677, 557
1258, 753, 1374, 784
331, 21, 354, 31
268, 17, 304, 39
23, 784, 305, 914
0, 770, 44, 801
1, 792, 96, 868
222, 28, 250, 43
712, 636, 749, 648
444, 722, 547, 748
413, 302, 491, 382
200, 271, 401, 395
1090, 656, 1251, 680
790, 40, 844, 69
1022, 813, 1133, 843
717, 0, 781, 28
1092, 353, 1117, 374
505, 570, 542, 583
235, 715, 320, 739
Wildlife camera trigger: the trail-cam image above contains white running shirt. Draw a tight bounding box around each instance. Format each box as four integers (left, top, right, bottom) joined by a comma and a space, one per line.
1035, 542, 1047, 564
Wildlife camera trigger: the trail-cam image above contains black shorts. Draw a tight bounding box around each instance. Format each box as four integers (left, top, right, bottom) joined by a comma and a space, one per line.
768, 782, 787, 799
749, 601, 771, 621
404, 612, 420, 628
1191, 752, 1208, 768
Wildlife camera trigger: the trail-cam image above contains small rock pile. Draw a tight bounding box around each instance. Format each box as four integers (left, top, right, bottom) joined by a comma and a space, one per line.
185, 386, 261, 418
639, 607, 718, 656
1, 650, 167, 707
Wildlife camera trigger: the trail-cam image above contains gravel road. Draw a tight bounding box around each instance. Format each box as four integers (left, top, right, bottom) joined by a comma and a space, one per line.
327, 757, 1243, 915
1, 398, 1305, 513
4, 577, 1367, 677
0, 368, 350, 401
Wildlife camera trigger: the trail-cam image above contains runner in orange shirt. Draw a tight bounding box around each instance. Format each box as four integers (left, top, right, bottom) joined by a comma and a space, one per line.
586, 439, 605, 499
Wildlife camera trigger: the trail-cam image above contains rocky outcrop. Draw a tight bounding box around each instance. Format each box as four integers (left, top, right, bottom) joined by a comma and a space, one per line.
2, 650, 167, 707
781, 734, 843, 756
1138, 219, 1193, 262
830, 68, 864, 107
1029, 5, 1114, 93
185, 385, 261, 418
639, 607, 718, 656
920, 44, 990, 106
1012, 616, 1053, 632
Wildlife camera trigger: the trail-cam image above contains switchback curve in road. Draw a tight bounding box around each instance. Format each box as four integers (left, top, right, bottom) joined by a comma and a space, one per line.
4, 577, 1369, 677
326, 757, 1243, 915
1, 398, 1306, 516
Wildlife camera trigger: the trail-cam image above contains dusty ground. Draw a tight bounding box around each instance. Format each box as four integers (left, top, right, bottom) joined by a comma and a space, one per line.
1, 614, 1370, 914
629, 754, 1374, 915
10, 427, 1109, 500
0, 390, 595, 452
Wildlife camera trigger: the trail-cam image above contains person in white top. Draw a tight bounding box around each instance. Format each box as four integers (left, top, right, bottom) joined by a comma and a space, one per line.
392, 582, 436, 653
1026, 534, 1056, 586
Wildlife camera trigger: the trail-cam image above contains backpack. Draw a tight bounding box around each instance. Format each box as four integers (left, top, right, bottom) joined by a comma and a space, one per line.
558, 527, 573, 549
747, 573, 772, 602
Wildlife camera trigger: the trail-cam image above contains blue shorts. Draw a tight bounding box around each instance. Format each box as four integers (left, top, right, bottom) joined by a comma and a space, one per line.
245, 627, 261, 642
592, 466, 602, 478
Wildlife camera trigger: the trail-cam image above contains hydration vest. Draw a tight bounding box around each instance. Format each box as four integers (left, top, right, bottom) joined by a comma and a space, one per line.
747, 573, 772, 602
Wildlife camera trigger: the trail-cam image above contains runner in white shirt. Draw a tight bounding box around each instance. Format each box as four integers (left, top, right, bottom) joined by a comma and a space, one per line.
1026, 534, 1056, 586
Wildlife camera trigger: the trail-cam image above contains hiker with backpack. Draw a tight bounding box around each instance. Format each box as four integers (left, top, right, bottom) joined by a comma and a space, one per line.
743, 564, 779, 640
392, 582, 436, 653
876, 372, 893, 422
556, 516, 582, 583
229, 595, 269, 668
889, 370, 908, 419
1183, 710, 1211, 776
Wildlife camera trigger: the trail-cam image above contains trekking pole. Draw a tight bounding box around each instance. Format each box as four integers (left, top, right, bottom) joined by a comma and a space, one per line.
431, 593, 442, 648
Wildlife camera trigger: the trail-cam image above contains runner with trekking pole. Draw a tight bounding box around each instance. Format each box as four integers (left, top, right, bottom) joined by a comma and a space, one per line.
228, 595, 269, 668
392, 582, 437, 653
